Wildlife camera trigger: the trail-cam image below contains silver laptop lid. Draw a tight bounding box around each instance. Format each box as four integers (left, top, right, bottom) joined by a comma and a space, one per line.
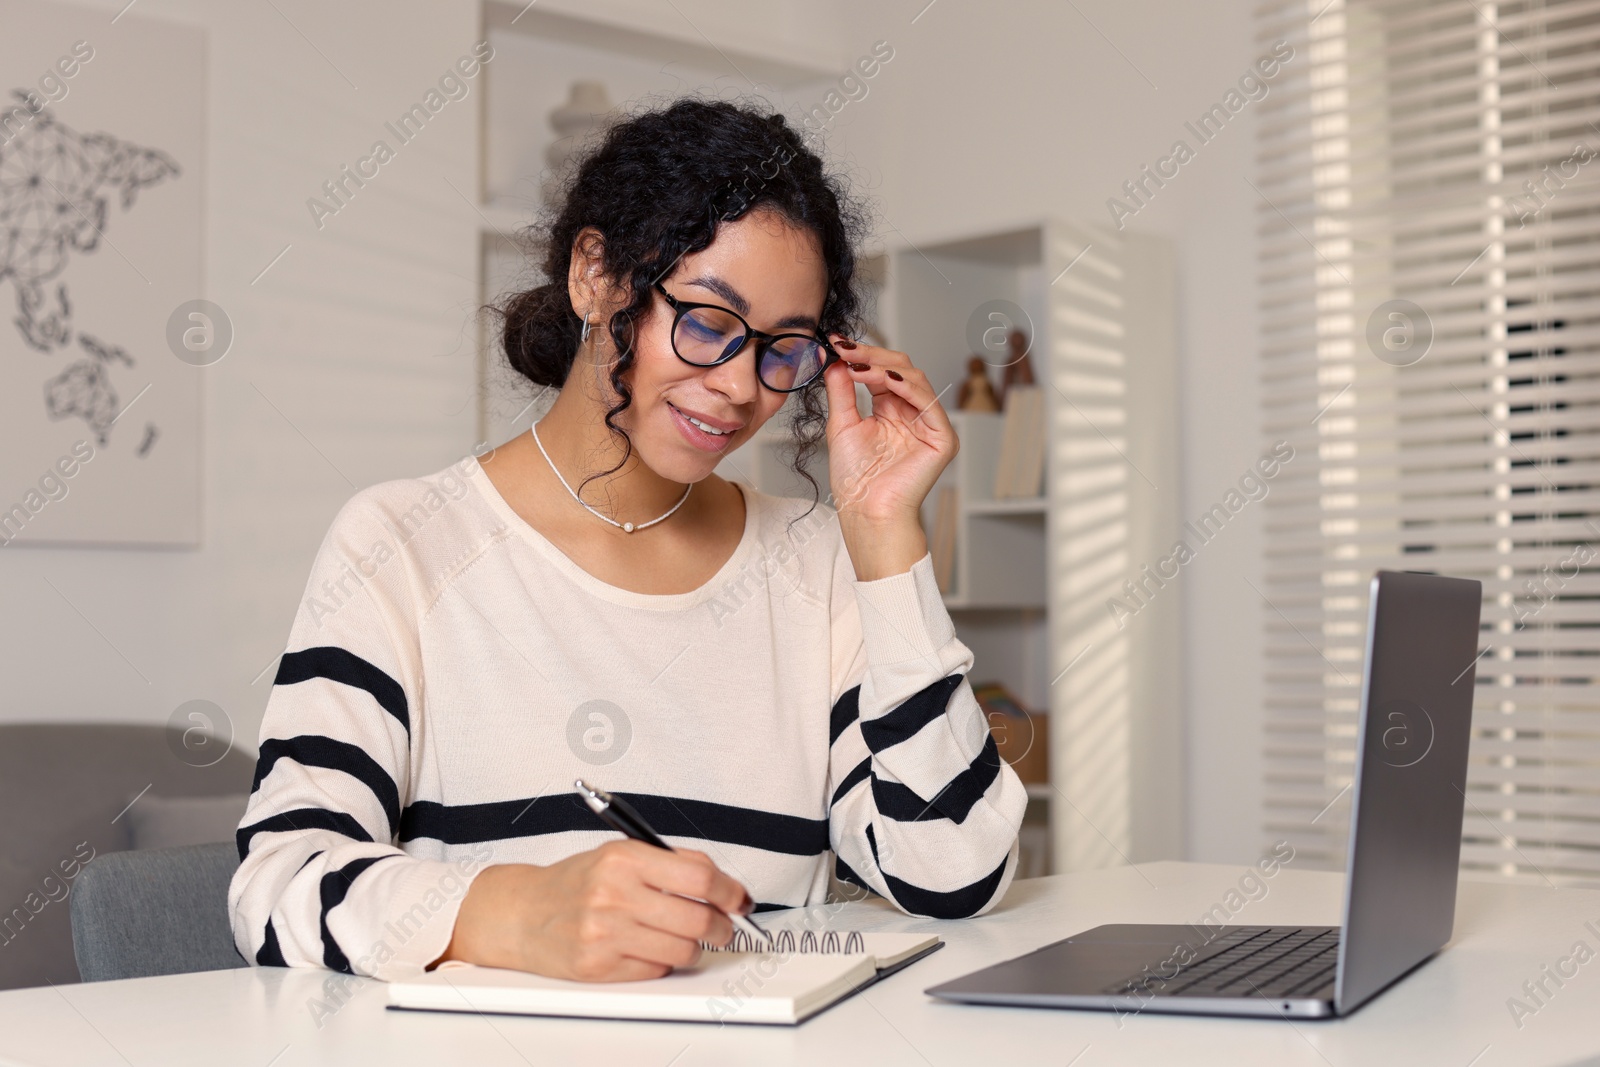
1335, 569, 1483, 1014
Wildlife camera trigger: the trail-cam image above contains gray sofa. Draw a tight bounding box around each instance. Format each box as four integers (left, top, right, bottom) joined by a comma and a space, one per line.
0, 723, 254, 989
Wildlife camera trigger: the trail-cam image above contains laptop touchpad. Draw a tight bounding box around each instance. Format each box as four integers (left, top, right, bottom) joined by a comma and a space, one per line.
1066, 924, 1213, 949
936, 931, 1201, 996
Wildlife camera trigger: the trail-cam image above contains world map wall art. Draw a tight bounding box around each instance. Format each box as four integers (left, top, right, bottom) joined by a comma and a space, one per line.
1, 0, 203, 547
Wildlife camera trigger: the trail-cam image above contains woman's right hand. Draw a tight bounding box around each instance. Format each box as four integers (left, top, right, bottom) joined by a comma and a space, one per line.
433, 840, 752, 981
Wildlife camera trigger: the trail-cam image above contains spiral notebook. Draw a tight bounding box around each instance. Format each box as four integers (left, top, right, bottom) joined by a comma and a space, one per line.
387, 929, 943, 1026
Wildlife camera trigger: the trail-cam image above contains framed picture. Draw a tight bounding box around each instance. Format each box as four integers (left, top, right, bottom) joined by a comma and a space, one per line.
1, 0, 204, 547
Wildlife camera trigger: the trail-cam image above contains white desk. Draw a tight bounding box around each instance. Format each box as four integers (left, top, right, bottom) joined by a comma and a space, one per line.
4, 861, 1599, 1067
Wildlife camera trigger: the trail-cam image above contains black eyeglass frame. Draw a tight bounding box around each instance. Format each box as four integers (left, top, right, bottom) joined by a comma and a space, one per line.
652, 280, 840, 394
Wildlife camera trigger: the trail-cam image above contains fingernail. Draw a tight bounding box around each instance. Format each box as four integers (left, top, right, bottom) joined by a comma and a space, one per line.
848, 362, 870, 371
835, 338, 858, 350
886, 369, 904, 381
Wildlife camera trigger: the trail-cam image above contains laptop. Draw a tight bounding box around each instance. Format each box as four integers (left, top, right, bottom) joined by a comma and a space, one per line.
927, 569, 1484, 1019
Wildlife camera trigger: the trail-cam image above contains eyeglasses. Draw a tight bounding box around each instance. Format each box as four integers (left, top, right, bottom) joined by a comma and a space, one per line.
653, 281, 839, 393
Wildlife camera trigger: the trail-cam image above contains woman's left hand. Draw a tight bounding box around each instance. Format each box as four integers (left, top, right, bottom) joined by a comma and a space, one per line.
821, 334, 958, 577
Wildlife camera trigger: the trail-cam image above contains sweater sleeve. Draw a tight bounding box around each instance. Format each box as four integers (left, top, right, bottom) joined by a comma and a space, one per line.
228, 487, 490, 981
825, 538, 1027, 918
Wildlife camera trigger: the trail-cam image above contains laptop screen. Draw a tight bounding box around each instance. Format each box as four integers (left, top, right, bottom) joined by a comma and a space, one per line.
1335, 569, 1484, 1013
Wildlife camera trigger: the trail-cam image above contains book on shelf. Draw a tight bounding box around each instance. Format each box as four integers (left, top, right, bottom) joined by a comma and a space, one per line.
994, 384, 1045, 499
930, 485, 958, 593
994, 401, 1020, 499
1016, 383, 1045, 499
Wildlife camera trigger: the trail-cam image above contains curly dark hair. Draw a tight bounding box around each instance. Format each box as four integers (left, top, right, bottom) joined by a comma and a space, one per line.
489, 94, 873, 519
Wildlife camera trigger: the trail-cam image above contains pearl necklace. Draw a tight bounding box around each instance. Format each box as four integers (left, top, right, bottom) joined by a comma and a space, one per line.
529, 420, 691, 534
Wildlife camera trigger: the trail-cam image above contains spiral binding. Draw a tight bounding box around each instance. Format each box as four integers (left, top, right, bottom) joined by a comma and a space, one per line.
705, 928, 867, 954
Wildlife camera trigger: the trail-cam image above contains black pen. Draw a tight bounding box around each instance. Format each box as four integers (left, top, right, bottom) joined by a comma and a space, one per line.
574, 778, 774, 948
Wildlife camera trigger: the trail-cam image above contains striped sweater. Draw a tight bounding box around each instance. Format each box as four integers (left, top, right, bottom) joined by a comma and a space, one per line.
228, 452, 1027, 981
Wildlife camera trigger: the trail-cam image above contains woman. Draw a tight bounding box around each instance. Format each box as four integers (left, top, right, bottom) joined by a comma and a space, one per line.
229, 97, 1027, 984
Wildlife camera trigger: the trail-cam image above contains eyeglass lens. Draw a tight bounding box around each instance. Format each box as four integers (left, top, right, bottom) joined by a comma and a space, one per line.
674, 305, 827, 391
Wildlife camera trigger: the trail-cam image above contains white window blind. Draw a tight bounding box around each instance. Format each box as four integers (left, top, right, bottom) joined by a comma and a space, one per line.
1256, 0, 1600, 886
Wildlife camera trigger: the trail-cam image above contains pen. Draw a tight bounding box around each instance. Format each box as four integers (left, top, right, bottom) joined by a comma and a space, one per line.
574, 778, 774, 948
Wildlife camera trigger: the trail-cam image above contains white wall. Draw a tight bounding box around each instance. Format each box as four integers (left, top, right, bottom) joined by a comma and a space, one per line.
822, 0, 1268, 865
0, 0, 483, 757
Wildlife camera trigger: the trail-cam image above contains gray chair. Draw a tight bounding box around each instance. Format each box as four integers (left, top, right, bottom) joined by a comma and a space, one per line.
69, 842, 248, 982
0, 723, 254, 989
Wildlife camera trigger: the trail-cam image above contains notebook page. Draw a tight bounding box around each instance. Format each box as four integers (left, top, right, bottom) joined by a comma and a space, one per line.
388, 952, 877, 1025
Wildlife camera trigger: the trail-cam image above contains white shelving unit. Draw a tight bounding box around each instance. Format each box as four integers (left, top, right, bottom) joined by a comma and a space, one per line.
881, 223, 1058, 876
883, 219, 1178, 878
1040, 223, 1183, 875
922, 410, 1047, 611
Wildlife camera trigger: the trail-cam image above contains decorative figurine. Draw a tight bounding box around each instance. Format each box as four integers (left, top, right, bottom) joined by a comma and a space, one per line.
957, 356, 1002, 412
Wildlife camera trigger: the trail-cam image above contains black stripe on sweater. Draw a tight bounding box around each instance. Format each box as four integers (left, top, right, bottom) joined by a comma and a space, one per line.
829, 685, 860, 745
830, 756, 872, 808
237, 808, 374, 861
319, 855, 397, 974
275, 647, 410, 736
870, 732, 1002, 823
865, 823, 1009, 919
255, 918, 288, 967
400, 792, 829, 857
251, 735, 401, 838
254, 851, 327, 967
858, 674, 966, 753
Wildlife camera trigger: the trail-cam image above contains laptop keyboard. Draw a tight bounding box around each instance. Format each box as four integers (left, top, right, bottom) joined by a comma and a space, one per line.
1102, 927, 1339, 1001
